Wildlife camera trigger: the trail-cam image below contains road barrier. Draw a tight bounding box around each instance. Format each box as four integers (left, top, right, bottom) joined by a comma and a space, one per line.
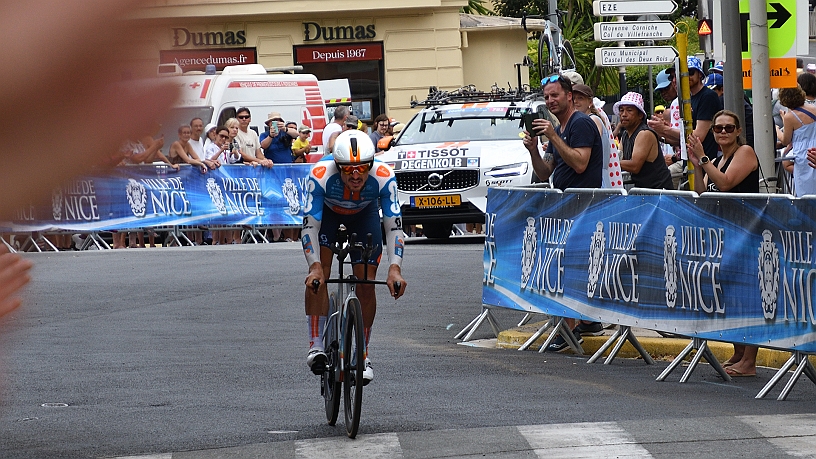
481, 186, 816, 396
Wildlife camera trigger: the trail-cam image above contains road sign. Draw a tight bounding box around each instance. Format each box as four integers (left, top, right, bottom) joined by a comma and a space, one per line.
697, 19, 712, 36
594, 46, 678, 66
593, 21, 676, 41
741, 57, 797, 89
593, 0, 677, 16
739, 0, 796, 58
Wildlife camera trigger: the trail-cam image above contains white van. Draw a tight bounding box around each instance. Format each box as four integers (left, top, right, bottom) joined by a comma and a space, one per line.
157, 64, 328, 160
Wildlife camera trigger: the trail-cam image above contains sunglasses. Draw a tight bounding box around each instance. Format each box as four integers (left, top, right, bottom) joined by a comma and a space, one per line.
541, 73, 570, 87
218, 134, 229, 139
712, 124, 737, 133
237, 115, 251, 119
339, 163, 373, 175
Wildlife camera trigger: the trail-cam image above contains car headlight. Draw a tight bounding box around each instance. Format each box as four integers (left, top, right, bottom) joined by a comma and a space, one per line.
485, 162, 529, 178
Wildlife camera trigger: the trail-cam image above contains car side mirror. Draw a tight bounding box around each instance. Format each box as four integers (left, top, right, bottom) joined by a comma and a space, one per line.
377, 136, 394, 152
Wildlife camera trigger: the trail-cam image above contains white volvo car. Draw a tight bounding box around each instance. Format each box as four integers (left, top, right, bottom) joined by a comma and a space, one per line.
378, 88, 550, 238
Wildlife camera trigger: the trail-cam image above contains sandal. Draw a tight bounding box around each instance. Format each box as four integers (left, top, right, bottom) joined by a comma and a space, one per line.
725, 367, 756, 377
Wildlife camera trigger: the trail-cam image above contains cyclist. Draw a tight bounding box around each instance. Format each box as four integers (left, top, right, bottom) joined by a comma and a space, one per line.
302, 130, 407, 384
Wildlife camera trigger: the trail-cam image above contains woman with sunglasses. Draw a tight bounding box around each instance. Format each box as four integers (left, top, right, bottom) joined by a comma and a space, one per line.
779, 86, 816, 197
204, 126, 232, 165
688, 109, 759, 377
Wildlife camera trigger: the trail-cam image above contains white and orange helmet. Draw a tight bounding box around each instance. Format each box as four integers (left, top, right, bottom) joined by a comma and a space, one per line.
333, 130, 375, 165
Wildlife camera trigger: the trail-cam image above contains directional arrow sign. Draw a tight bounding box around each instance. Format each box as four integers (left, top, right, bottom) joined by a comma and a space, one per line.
593, 0, 678, 16
593, 21, 676, 41
594, 46, 678, 67
739, 0, 796, 58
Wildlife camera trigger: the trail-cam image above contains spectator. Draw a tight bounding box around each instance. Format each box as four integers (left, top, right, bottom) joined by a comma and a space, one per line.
235, 107, 272, 167
387, 118, 399, 136
189, 117, 208, 164
291, 125, 311, 163
168, 125, 210, 174
647, 68, 684, 188
707, 69, 756, 148
685, 57, 723, 159
615, 92, 674, 189
324, 105, 348, 155
523, 74, 604, 351
204, 126, 233, 164
392, 123, 405, 135
779, 86, 816, 196
687, 110, 759, 377
797, 72, 816, 105
369, 114, 390, 151
260, 112, 298, 164
203, 123, 217, 148
572, 83, 624, 189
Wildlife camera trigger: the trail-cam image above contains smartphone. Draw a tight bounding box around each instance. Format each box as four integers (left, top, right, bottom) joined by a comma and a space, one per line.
522, 111, 542, 134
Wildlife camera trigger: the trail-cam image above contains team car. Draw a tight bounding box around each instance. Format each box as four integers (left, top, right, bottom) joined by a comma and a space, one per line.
377, 86, 551, 238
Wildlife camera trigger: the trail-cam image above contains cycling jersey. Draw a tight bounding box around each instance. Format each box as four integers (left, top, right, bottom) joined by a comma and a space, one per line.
302, 156, 403, 267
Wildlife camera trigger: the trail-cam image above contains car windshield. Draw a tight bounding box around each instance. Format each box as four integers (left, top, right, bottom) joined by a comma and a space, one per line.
395, 113, 525, 145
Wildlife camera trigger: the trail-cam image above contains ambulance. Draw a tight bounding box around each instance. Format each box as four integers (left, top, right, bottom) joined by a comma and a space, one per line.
156, 64, 328, 160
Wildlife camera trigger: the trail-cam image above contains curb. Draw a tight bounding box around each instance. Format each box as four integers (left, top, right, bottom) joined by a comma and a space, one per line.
497, 321, 806, 370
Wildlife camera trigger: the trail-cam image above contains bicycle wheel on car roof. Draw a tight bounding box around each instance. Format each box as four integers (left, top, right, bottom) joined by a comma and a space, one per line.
560, 39, 576, 74
322, 292, 341, 426
343, 296, 365, 438
538, 33, 553, 80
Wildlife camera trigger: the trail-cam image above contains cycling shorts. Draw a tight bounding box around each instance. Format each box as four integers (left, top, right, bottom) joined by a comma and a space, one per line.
318, 203, 382, 266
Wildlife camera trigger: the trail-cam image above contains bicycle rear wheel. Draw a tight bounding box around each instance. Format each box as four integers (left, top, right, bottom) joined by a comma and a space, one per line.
560, 39, 576, 73
538, 34, 552, 80
343, 297, 365, 438
323, 293, 341, 426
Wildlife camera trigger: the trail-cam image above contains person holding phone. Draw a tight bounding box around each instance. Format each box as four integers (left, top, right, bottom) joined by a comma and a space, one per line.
260, 112, 298, 164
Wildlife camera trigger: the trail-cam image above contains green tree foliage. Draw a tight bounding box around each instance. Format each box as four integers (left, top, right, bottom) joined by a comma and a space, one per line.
462, 0, 494, 15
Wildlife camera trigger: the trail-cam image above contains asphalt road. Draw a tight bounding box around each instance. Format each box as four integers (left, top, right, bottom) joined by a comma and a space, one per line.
1, 240, 815, 458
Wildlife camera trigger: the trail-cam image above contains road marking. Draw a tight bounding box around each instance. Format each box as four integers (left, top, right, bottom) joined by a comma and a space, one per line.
518, 422, 653, 458
294, 432, 401, 458
740, 414, 816, 456
111, 455, 172, 459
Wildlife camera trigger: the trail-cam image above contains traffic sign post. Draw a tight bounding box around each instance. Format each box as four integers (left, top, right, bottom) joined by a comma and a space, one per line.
593, 0, 677, 16
593, 21, 676, 41
594, 46, 678, 66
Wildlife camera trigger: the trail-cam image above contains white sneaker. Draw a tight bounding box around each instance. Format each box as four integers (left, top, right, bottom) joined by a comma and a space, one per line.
307, 348, 327, 375
362, 358, 373, 385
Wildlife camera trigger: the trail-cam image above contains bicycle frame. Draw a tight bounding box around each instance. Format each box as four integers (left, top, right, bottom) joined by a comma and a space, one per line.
522, 10, 576, 80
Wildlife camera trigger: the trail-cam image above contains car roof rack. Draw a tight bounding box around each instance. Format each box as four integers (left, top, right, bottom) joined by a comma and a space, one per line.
411, 84, 540, 108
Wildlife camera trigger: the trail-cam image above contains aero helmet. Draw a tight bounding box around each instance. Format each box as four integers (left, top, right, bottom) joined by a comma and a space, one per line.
333, 130, 375, 165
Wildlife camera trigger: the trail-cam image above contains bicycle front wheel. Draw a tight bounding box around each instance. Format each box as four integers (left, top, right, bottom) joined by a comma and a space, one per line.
323, 293, 341, 426
561, 39, 576, 73
538, 33, 552, 79
343, 297, 365, 438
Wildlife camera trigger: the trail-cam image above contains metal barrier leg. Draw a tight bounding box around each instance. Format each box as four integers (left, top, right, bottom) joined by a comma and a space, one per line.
656, 338, 730, 383
538, 317, 583, 355
588, 326, 656, 365
455, 306, 505, 342
756, 351, 816, 400
1, 237, 16, 253
517, 317, 555, 351
517, 312, 539, 327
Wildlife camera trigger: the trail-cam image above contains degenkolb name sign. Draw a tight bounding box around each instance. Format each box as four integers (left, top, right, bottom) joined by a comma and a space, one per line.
482, 187, 816, 353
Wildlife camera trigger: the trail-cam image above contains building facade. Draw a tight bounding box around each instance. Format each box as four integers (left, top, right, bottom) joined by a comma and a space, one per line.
132, 0, 534, 124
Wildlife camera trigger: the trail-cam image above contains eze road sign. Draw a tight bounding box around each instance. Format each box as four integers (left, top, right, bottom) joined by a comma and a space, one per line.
593, 21, 676, 41
593, 0, 678, 16
594, 46, 678, 67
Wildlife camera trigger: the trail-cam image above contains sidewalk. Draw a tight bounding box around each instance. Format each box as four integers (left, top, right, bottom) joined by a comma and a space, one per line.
497, 320, 807, 370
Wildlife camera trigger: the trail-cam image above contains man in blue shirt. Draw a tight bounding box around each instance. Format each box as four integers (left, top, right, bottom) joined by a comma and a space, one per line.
260, 112, 298, 164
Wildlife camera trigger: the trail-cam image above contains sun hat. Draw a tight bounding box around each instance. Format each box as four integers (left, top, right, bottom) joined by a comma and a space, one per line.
392, 123, 405, 134
687, 56, 705, 76
706, 72, 724, 89
561, 70, 584, 85
613, 92, 647, 118
572, 84, 594, 99
298, 124, 312, 134
710, 61, 724, 74
204, 122, 217, 134
655, 69, 672, 90
265, 112, 284, 125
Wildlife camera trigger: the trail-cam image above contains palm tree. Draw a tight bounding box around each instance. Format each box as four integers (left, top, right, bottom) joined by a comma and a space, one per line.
462, 0, 493, 15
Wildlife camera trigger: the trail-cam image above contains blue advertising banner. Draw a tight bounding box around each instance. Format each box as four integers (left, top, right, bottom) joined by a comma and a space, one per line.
2, 165, 312, 232
483, 187, 816, 353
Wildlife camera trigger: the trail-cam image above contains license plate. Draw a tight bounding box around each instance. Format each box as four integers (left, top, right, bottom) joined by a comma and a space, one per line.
411, 195, 461, 208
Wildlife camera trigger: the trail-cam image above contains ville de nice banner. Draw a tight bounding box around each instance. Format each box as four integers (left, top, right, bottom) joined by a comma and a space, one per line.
482, 187, 816, 354
1, 164, 312, 233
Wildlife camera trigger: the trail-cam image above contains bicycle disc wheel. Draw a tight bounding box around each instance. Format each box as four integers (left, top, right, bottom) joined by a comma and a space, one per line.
538, 34, 552, 80
343, 297, 365, 438
561, 39, 576, 73
323, 293, 341, 425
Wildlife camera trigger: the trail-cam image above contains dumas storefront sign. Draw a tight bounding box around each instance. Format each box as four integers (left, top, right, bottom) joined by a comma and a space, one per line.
294, 43, 383, 64
160, 48, 258, 72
